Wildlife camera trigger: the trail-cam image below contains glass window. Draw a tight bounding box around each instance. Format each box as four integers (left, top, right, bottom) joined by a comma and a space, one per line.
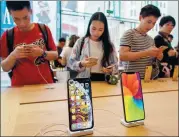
33, 1, 59, 41
108, 19, 121, 51
160, 2, 162, 7
114, 1, 120, 17
61, 1, 105, 14
130, 10, 133, 16
61, 13, 90, 39
134, 10, 137, 16
61, 1, 78, 11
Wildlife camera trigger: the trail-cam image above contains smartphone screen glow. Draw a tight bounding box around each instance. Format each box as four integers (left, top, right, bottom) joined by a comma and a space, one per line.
67, 78, 94, 131
121, 72, 145, 123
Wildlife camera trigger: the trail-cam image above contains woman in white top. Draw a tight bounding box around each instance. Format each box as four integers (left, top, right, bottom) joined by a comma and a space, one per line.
69, 12, 118, 81
59, 35, 79, 78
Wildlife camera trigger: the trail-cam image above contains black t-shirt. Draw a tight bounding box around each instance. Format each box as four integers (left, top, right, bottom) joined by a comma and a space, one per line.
154, 32, 178, 77
154, 32, 174, 63
57, 47, 62, 55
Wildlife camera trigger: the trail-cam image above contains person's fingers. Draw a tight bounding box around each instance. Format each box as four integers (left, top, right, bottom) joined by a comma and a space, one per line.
24, 49, 32, 53
17, 53, 28, 58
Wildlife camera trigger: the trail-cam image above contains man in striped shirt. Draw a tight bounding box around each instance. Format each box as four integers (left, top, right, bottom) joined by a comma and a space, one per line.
119, 4, 163, 79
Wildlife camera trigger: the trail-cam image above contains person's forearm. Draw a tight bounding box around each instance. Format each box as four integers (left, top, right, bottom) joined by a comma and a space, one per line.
120, 50, 148, 61
1, 53, 16, 72
45, 51, 58, 60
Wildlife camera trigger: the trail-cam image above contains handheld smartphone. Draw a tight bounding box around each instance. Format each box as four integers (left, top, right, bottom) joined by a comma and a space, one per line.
120, 72, 145, 123
144, 66, 152, 82
172, 65, 178, 81
24, 44, 34, 49
88, 57, 98, 63
106, 65, 114, 69
67, 78, 94, 132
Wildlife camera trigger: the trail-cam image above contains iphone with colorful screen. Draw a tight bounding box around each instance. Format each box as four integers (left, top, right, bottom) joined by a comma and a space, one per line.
67, 78, 94, 132
120, 72, 145, 123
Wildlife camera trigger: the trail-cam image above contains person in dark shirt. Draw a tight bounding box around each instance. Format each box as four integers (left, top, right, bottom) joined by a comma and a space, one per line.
174, 42, 179, 65
154, 15, 178, 77
54, 38, 66, 68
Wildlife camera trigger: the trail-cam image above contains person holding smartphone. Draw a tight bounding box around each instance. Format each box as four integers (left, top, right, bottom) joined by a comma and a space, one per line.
154, 16, 178, 77
0, 1, 58, 86
69, 12, 118, 81
119, 4, 163, 79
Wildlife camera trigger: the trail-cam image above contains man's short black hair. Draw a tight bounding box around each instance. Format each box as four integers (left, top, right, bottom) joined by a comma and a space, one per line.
6, 1, 31, 12
59, 38, 66, 43
159, 15, 176, 27
168, 34, 174, 39
140, 4, 161, 18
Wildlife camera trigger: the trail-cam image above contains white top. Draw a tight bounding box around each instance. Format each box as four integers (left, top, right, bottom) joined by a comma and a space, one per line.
60, 47, 72, 68
89, 39, 103, 73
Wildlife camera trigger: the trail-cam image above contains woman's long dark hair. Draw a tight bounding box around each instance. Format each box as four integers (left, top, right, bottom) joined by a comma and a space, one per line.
85, 12, 114, 67
68, 35, 79, 48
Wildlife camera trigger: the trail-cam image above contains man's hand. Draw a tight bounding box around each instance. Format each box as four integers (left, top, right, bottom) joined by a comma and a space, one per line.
11, 46, 29, 59
27, 45, 43, 57
156, 52, 163, 61
168, 49, 176, 57
146, 47, 160, 57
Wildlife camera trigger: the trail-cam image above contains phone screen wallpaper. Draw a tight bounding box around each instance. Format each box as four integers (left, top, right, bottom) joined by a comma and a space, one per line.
68, 79, 93, 131
121, 72, 145, 122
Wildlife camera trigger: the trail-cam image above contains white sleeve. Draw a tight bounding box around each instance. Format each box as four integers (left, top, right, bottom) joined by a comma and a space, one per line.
60, 47, 67, 58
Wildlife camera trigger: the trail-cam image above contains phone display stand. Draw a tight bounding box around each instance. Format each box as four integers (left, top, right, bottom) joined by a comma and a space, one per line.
144, 80, 152, 83
67, 128, 93, 136
144, 66, 152, 83
120, 119, 144, 127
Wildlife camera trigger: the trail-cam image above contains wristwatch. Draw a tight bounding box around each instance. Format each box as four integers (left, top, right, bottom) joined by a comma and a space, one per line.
41, 51, 47, 58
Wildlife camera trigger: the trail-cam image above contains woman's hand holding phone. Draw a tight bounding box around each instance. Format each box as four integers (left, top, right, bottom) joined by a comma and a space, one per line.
102, 65, 114, 74
81, 57, 98, 68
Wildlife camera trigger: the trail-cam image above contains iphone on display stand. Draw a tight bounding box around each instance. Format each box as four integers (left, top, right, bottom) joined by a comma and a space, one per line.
120, 72, 145, 127
67, 78, 94, 136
